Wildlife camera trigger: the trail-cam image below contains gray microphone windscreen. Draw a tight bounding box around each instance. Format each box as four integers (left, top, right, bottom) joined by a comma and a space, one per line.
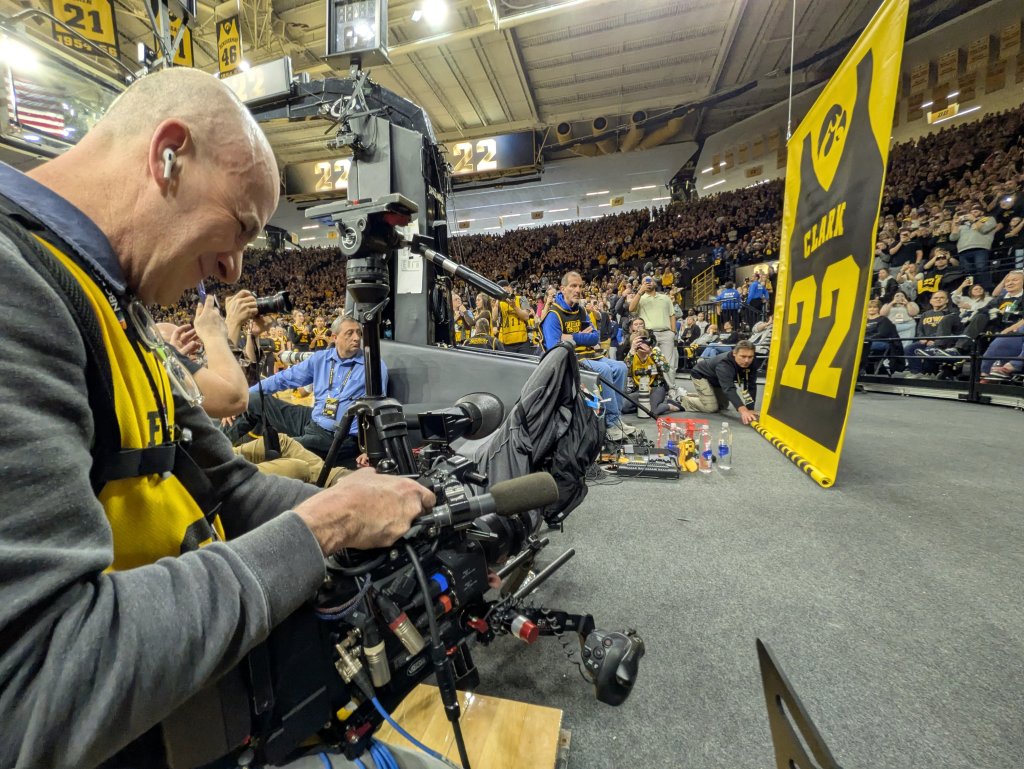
488, 472, 559, 516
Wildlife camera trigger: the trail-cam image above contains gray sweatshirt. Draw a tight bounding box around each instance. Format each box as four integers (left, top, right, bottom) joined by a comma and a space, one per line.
950, 216, 997, 252
0, 230, 327, 768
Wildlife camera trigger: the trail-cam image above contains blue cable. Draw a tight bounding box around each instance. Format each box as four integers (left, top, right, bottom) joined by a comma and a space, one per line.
354, 758, 369, 769
318, 753, 333, 769
370, 696, 444, 761
377, 739, 403, 769
369, 742, 389, 769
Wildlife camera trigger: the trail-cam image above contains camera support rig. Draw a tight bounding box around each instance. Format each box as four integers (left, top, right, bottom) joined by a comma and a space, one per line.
307, 192, 511, 481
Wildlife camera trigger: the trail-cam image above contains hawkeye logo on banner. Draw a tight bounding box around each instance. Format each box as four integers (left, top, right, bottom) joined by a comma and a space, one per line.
50, 0, 120, 59
218, 16, 242, 76
755, 0, 907, 488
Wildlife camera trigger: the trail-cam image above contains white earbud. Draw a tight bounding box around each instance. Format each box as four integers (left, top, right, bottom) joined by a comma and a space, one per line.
162, 148, 176, 181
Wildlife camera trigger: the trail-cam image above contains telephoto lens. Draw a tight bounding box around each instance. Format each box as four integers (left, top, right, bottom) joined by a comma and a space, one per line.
255, 290, 294, 316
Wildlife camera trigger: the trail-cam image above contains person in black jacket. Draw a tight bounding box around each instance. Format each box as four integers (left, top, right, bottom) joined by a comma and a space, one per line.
903, 291, 962, 377
862, 299, 902, 375
679, 340, 760, 425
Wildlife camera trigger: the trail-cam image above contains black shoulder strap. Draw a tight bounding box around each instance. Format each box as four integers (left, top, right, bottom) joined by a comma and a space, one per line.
0, 195, 120, 494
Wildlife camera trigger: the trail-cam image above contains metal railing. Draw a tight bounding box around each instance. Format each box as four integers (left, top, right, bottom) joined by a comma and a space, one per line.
690, 265, 716, 308
691, 300, 769, 331
858, 330, 1024, 404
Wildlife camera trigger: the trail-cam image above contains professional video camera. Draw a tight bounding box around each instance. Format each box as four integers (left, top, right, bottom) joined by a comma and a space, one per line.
211, 194, 644, 769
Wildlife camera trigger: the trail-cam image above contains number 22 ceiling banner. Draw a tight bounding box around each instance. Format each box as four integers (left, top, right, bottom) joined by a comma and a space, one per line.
756, 0, 907, 488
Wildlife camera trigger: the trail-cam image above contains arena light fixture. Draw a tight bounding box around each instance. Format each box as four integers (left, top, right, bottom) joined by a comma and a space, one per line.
651, 196, 670, 201
631, 185, 656, 191
598, 203, 611, 207
299, 236, 316, 242
921, 100, 933, 108
719, 161, 726, 167
701, 166, 713, 174
703, 179, 726, 190
238, 60, 251, 72
549, 207, 569, 213
947, 90, 959, 98
301, 224, 320, 230
586, 190, 610, 196
421, 0, 448, 24
483, 226, 500, 230
0, 36, 38, 71
503, 213, 521, 218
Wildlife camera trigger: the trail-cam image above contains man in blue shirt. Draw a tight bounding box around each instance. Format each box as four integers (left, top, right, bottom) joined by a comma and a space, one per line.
541, 271, 637, 441
226, 316, 387, 459
747, 272, 770, 318
713, 281, 743, 329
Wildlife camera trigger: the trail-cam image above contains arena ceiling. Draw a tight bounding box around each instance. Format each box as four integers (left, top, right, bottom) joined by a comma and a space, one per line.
2, 0, 970, 169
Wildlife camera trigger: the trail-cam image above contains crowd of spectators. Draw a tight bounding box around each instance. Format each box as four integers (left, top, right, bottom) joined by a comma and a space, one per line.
156, 101, 1024, 383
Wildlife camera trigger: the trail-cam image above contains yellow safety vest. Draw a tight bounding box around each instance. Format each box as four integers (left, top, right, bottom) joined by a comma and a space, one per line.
496, 296, 529, 345
40, 238, 224, 571
549, 302, 600, 360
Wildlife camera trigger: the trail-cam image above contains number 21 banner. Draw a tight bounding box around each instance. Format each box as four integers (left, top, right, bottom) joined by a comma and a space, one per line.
755, 0, 907, 488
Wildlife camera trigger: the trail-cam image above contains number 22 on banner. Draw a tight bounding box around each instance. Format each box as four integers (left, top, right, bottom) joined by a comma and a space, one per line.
779, 255, 860, 399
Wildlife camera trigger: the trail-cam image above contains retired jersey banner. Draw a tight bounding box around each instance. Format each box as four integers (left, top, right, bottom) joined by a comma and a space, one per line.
50, 0, 120, 59
157, 15, 194, 67
755, 0, 908, 488
217, 15, 242, 76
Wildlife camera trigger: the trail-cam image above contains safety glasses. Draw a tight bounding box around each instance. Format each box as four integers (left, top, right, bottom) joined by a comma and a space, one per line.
126, 300, 204, 408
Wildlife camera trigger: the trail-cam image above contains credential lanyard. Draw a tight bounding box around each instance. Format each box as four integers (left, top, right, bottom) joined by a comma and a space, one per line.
327, 359, 357, 396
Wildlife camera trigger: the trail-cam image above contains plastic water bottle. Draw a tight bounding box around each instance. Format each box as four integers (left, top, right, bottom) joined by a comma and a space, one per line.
665, 425, 680, 458
717, 422, 733, 471
698, 426, 713, 474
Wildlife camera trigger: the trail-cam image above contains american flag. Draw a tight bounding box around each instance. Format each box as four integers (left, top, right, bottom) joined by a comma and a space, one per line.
10, 75, 68, 136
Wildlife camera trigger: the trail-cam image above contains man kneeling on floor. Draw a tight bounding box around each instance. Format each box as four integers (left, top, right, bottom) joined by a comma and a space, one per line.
679, 340, 760, 425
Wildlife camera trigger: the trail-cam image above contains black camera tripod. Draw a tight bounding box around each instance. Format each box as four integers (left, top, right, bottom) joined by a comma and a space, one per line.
310, 193, 510, 485
305, 193, 520, 769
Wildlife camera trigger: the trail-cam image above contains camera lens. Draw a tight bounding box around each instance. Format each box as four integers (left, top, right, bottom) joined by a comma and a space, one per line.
255, 290, 294, 316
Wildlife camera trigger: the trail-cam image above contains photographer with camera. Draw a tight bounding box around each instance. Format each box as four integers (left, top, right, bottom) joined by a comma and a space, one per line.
621, 332, 682, 417
157, 289, 272, 418
0, 68, 438, 769
225, 316, 386, 461
626, 274, 679, 388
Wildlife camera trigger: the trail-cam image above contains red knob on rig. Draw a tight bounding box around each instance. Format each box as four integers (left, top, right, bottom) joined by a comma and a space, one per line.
508, 615, 538, 644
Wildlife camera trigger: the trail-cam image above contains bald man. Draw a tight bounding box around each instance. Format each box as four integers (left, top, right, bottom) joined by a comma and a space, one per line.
0, 69, 441, 769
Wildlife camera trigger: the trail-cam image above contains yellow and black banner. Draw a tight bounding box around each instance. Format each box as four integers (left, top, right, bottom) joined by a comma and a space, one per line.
157, 15, 194, 68
217, 15, 242, 76
50, 0, 120, 59
756, 0, 908, 488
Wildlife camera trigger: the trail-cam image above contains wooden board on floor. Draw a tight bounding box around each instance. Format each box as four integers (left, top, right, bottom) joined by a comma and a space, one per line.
376, 684, 563, 769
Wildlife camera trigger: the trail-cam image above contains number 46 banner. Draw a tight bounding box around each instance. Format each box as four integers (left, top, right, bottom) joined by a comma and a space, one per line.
754, 0, 907, 488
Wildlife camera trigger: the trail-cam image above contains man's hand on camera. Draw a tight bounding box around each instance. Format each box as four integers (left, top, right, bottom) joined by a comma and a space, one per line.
294, 468, 436, 554
225, 290, 258, 343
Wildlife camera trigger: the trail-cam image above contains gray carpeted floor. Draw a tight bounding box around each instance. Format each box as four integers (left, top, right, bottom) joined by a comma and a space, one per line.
473, 392, 1024, 769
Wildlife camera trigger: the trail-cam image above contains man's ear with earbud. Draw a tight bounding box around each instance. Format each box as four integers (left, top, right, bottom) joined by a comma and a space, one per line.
162, 148, 176, 181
